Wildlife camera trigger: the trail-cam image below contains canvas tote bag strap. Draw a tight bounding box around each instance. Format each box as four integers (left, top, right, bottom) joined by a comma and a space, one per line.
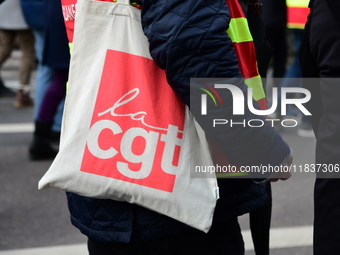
116, 0, 130, 4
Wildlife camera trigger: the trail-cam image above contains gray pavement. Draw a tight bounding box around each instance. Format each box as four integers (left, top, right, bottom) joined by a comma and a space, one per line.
0, 51, 87, 252
0, 51, 316, 254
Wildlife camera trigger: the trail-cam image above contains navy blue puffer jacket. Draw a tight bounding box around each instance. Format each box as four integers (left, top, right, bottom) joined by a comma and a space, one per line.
67, 0, 291, 243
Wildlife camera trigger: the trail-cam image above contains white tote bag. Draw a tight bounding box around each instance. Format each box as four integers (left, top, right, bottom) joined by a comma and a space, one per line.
39, 0, 218, 233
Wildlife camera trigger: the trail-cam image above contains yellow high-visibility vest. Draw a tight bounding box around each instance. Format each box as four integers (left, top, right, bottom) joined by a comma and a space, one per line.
286, 0, 310, 29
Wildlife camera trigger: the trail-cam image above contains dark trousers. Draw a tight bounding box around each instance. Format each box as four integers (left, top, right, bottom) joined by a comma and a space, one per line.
37, 69, 67, 122
0, 29, 35, 85
265, 27, 287, 81
300, 0, 340, 254
249, 183, 272, 255
88, 217, 244, 255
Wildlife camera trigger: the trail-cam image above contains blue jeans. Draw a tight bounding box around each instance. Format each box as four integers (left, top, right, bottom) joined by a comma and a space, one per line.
283, 29, 304, 80
33, 29, 64, 132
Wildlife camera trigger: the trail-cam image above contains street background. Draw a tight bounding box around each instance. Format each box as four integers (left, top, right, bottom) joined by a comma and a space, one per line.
0, 50, 316, 254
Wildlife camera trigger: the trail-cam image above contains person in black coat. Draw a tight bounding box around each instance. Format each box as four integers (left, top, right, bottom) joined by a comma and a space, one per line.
300, 0, 340, 254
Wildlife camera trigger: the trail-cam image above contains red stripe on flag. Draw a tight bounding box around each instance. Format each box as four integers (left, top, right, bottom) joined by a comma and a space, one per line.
256, 98, 267, 111
232, 42, 259, 79
287, 7, 310, 26
226, 0, 246, 19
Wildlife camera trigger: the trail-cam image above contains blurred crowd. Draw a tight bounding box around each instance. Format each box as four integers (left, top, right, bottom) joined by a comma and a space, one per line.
0, 0, 69, 160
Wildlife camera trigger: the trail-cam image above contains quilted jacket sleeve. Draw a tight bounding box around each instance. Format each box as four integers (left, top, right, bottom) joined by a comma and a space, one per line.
136, 0, 291, 168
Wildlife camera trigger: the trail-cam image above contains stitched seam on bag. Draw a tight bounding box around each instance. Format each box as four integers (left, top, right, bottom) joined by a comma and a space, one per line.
81, 2, 142, 22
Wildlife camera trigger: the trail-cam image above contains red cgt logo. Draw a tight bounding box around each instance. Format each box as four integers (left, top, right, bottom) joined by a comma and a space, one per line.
80, 50, 185, 192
